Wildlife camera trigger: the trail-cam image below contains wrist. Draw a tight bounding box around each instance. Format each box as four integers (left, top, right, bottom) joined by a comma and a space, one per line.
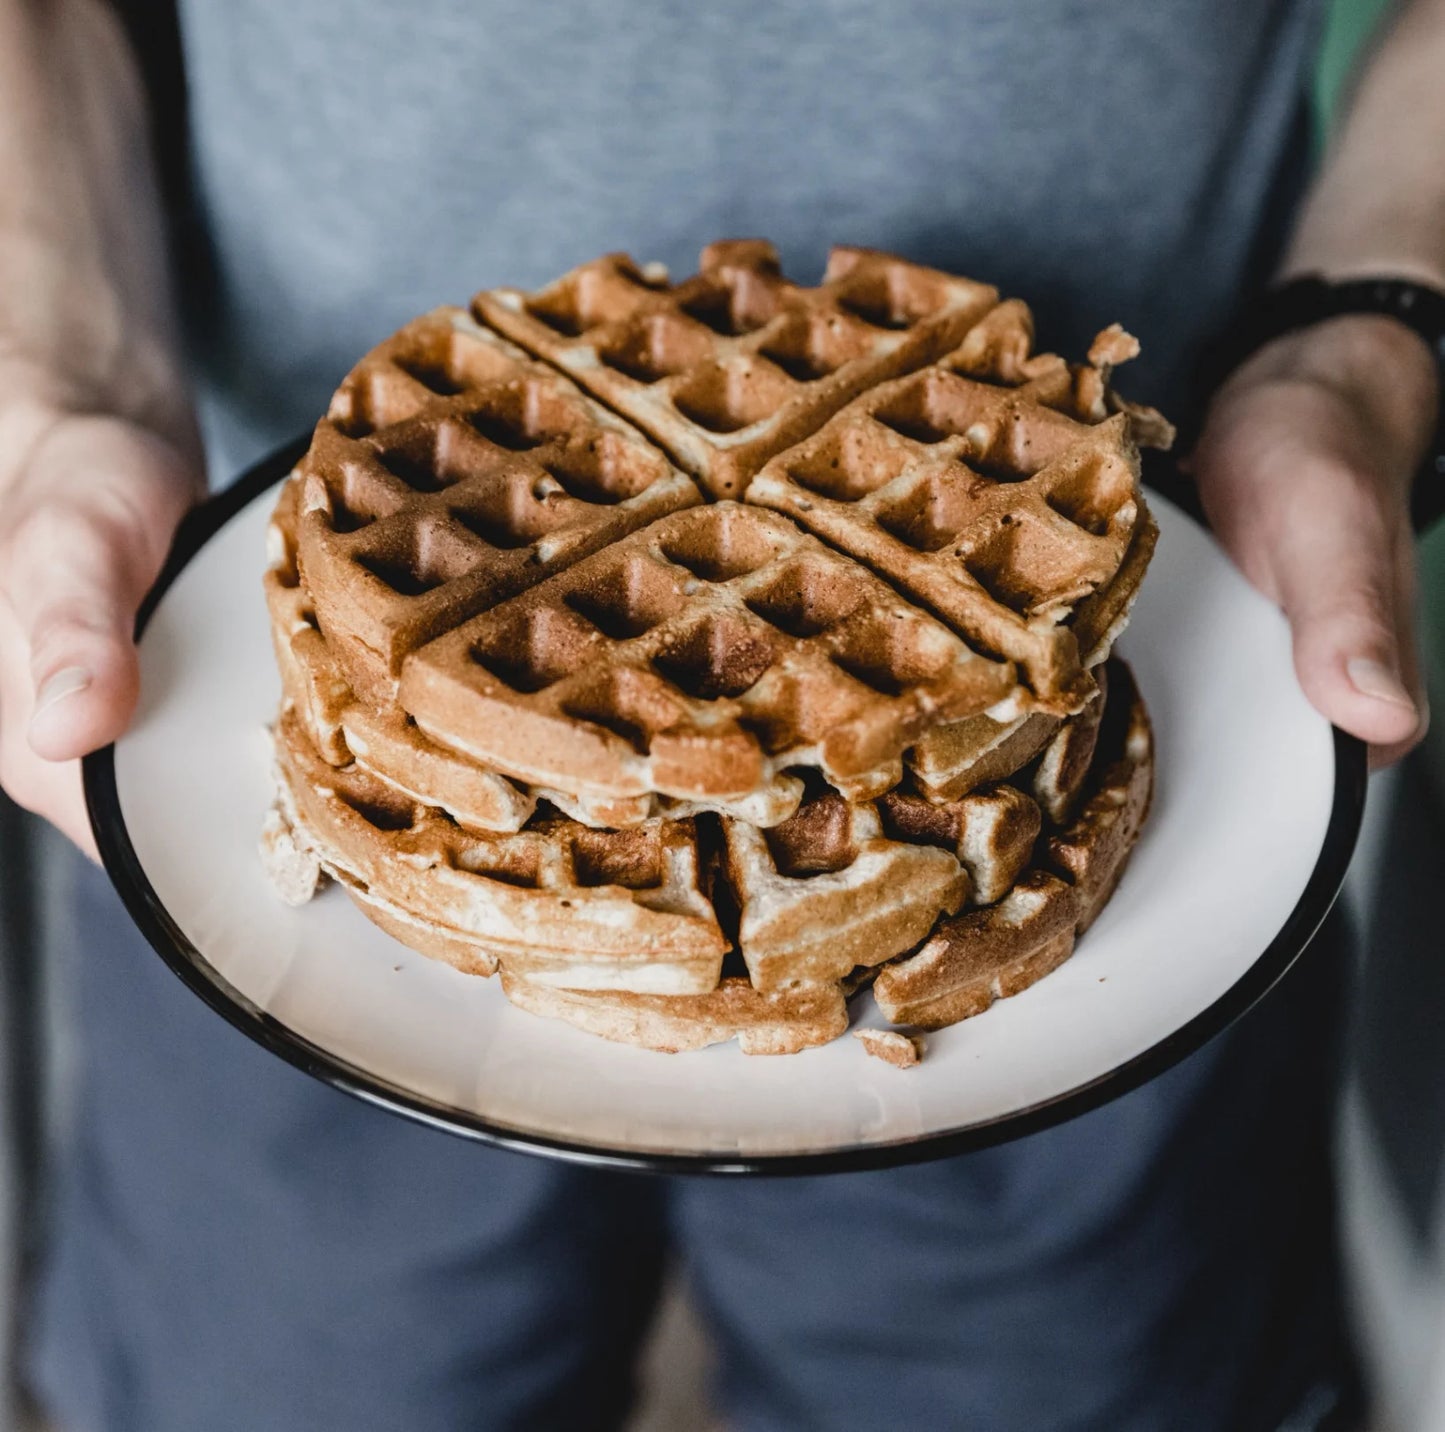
1222, 315, 1438, 493
1208, 273, 1445, 394
1278, 254, 1445, 294
1231, 308, 1432, 380
1232, 313, 1436, 421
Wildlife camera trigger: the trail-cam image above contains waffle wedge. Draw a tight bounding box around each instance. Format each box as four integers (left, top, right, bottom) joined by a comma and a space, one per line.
293, 307, 702, 702
473, 240, 1000, 499
398, 502, 1018, 806
748, 301, 1167, 710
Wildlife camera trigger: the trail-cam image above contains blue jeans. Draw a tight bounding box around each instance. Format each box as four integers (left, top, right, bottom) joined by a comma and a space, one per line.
23, 858, 1355, 1432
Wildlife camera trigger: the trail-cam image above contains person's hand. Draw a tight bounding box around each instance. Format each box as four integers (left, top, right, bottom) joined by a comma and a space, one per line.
1189, 312, 1438, 767
0, 368, 201, 857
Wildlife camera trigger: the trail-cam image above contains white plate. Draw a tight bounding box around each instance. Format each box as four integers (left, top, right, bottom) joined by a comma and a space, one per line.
85, 446, 1363, 1173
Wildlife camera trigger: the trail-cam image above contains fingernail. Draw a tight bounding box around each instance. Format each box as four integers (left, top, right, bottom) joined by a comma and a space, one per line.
1346, 657, 1416, 710
32, 666, 92, 721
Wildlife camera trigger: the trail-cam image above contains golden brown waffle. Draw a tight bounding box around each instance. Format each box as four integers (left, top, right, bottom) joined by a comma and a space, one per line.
264, 244, 1166, 1058
748, 300, 1167, 710
398, 502, 1018, 806
270, 710, 728, 994
873, 659, 1153, 1029
293, 307, 702, 701
499, 971, 849, 1055
472, 240, 1001, 500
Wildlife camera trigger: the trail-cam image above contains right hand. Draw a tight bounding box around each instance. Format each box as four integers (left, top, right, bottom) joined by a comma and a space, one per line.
0, 387, 201, 856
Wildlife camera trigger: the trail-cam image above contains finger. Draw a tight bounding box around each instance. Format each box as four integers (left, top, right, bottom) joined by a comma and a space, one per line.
1261, 467, 1419, 749
1279, 484, 1418, 748
1196, 386, 1423, 751
0, 416, 197, 762
0, 596, 99, 858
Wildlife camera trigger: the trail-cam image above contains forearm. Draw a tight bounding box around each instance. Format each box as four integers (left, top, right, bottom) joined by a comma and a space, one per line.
0, 0, 191, 457
1284, 0, 1445, 287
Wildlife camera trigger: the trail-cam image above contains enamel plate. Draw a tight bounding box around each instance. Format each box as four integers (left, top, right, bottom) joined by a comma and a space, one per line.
85, 443, 1363, 1174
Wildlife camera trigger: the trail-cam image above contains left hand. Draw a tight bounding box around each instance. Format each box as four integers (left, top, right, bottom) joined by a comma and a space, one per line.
1189, 312, 1438, 767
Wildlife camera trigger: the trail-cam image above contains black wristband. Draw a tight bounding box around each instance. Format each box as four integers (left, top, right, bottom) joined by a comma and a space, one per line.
1200, 275, 1445, 533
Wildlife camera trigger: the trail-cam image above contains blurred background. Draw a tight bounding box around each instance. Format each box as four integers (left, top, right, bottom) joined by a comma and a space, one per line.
2, 2, 1444, 1429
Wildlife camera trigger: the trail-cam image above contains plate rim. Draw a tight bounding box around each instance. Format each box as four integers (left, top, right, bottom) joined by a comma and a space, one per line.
82, 439, 1367, 1177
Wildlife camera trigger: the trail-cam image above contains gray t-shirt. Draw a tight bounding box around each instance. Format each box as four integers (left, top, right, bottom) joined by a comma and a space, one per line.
171, 1, 1323, 476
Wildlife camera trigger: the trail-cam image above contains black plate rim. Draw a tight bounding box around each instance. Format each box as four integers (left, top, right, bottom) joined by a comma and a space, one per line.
82, 440, 1368, 1177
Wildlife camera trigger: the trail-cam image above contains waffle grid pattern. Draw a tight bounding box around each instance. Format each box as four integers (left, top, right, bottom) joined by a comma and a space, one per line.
747, 303, 1147, 707
473, 239, 1002, 499
399, 502, 1017, 803
294, 308, 701, 696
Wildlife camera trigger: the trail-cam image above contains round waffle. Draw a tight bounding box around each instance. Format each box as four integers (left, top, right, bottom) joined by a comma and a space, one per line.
266, 242, 1168, 1057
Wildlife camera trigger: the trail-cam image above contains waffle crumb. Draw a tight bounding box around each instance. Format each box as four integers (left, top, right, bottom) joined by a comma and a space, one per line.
854, 1029, 924, 1068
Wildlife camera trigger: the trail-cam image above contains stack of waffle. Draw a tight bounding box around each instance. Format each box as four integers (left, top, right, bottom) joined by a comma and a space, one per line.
263, 241, 1167, 1058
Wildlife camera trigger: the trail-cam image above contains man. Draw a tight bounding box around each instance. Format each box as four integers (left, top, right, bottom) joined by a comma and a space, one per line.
0, 2, 1439, 1428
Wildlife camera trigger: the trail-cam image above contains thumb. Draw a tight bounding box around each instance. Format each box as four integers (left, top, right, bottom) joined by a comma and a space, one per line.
1196, 381, 1424, 758
2, 415, 197, 762
1270, 469, 1422, 756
